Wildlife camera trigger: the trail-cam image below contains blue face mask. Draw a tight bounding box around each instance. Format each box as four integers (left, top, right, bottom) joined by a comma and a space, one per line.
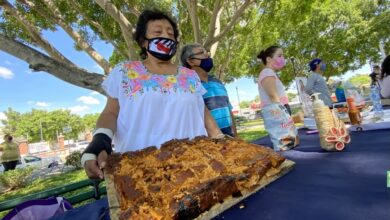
320, 63, 326, 71
197, 57, 214, 72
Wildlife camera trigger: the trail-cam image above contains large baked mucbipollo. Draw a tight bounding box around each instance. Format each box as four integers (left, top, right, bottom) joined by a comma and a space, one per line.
105, 136, 292, 220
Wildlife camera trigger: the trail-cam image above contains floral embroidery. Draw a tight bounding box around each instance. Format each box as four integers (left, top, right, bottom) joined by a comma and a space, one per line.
166, 76, 177, 83
127, 70, 139, 79
120, 61, 202, 98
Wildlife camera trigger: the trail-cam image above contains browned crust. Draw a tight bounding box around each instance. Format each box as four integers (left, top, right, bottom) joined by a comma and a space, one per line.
106, 136, 289, 219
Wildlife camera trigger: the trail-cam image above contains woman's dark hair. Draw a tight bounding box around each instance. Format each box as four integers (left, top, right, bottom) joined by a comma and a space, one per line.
381, 55, 390, 79
133, 10, 179, 59
257, 45, 280, 65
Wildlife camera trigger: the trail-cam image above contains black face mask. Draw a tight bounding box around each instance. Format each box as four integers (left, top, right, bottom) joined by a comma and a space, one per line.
146, 37, 177, 61
197, 57, 214, 72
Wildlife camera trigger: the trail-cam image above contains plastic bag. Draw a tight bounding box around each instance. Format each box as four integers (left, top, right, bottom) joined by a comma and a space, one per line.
261, 103, 298, 151
3, 197, 72, 220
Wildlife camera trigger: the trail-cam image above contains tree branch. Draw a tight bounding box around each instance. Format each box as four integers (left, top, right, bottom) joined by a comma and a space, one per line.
197, 3, 212, 15
68, 0, 129, 59
204, 0, 254, 48
204, 0, 223, 51
123, 2, 141, 17
0, 33, 105, 94
1, 0, 76, 67
44, 0, 111, 74
94, 0, 136, 59
184, 0, 202, 43
23, 0, 112, 74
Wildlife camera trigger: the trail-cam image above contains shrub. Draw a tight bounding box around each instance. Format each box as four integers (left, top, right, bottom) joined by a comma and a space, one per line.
65, 151, 82, 169
0, 167, 35, 189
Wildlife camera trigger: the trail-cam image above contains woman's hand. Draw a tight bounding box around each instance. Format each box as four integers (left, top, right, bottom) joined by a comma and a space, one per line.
83, 97, 118, 179
84, 151, 108, 179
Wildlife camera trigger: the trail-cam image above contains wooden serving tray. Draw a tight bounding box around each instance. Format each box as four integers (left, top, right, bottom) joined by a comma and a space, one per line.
105, 159, 295, 220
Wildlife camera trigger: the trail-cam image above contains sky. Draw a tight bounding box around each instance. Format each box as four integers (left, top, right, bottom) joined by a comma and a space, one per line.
0, 28, 372, 120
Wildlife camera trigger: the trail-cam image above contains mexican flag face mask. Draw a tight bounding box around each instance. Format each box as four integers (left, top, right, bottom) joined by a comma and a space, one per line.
146, 37, 177, 61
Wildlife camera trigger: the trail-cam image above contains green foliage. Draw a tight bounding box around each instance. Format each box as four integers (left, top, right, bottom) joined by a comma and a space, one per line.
287, 92, 298, 101
81, 113, 99, 132
0, 169, 87, 202
1, 109, 99, 142
0, 169, 89, 218
238, 128, 268, 142
238, 118, 264, 127
65, 151, 83, 169
0, 167, 34, 190
347, 74, 371, 87
239, 100, 251, 108
0, 0, 389, 89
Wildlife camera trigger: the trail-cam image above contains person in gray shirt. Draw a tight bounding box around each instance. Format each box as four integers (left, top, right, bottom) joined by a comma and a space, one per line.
305, 58, 333, 107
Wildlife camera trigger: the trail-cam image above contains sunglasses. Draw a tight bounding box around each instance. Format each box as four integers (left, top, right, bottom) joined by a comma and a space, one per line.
189, 49, 210, 59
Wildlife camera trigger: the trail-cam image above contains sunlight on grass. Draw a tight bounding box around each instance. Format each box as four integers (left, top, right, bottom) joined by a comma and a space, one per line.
237, 119, 264, 127
238, 128, 268, 142
0, 169, 90, 218
0, 169, 87, 202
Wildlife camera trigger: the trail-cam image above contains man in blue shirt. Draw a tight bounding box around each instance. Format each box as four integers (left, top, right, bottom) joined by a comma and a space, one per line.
181, 44, 237, 136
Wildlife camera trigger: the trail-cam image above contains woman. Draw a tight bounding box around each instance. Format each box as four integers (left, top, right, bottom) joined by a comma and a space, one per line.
305, 58, 333, 107
257, 46, 299, 151
0, 134, 21, 172
82, 10, 222, 179
379, 55, 390, 98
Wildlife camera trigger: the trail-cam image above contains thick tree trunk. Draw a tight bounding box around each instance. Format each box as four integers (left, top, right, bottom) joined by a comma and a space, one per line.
204, 0, 223, 53
185, 0, 202, 44
0, 34, 105, 94
209, 3, 223, 57
204, 0, 254, 49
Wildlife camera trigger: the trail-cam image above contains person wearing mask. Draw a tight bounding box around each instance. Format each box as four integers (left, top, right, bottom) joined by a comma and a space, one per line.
369, 65, 381, 87
0, 134, 21, 172
180, 43, 237, 137
305, 58, 333, 107
82, 10, 223, 179
378, 55, 390, 98
257, 45, 299, 151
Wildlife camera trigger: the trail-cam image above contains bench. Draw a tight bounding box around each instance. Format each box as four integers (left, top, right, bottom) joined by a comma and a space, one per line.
0, 179, 106, 212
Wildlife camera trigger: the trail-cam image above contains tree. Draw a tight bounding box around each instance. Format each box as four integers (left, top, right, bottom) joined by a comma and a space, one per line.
0, 0, 258, 92
347, 74, 371, 88
82, 113, 100, 131
1, 108, 85, 142
0, 0, 389, 93
239, 100, 251, 109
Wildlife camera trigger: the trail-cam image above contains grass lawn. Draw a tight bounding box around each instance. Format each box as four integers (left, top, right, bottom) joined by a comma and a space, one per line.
238, 127, 268, 142
0, 169, 99, 218
237, 118, 264, 127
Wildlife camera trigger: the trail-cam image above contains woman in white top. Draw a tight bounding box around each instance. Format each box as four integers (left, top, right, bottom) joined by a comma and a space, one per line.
379, 55, 390, 98
82, 10, 222, 179
257, 46, 298, 151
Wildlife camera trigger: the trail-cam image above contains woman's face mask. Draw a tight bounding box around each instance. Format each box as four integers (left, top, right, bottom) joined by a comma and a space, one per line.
272, 56, 286, 69
320, 63, 327, 71
146, 37, 177, 61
